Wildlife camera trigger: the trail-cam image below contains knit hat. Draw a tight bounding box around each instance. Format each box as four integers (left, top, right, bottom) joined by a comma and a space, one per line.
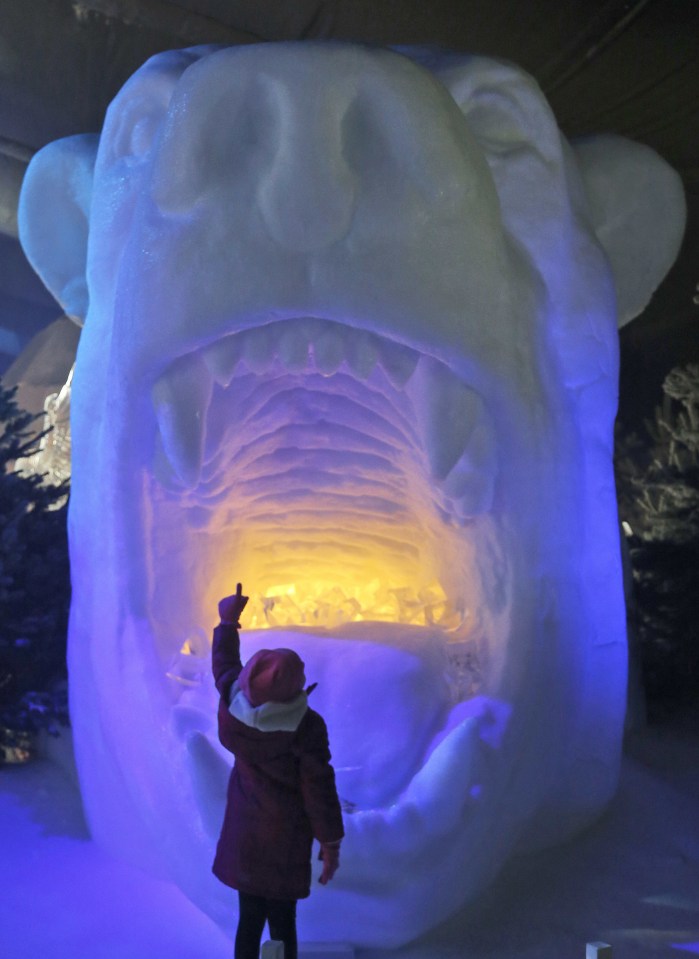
238, 648, 306, 706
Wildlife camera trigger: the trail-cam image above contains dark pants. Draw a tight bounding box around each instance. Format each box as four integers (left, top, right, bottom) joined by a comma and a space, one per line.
235, 891, 298, 959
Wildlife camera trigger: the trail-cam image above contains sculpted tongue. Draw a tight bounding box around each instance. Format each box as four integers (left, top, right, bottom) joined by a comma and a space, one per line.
180, 626, 461, 811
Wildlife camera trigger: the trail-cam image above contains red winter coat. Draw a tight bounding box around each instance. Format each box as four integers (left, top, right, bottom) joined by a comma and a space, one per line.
211, 623, 344, 900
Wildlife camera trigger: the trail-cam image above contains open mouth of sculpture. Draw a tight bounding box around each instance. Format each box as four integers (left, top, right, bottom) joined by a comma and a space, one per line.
152, 315, 510, 812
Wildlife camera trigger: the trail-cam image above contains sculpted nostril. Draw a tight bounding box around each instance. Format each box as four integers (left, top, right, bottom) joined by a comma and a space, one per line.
151, 47, 471, 237
151, 56, 268, 216
258, 99, 359, 254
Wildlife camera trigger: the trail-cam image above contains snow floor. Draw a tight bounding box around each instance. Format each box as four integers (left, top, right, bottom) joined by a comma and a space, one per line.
1, 715, 698, 959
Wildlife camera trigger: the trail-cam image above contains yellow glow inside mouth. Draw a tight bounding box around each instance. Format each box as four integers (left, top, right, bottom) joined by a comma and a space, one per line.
209, 511, 468, 632
244, 578, 464, 630
200, 498, 479, 638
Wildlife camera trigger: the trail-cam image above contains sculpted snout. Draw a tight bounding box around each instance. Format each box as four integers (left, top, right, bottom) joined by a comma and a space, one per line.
256, 84, 358, 253
150, 45, 477, 254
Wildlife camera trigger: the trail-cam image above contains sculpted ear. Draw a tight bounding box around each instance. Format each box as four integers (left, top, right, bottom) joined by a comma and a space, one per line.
573, 134, 686, 327
18, 134, 98, 326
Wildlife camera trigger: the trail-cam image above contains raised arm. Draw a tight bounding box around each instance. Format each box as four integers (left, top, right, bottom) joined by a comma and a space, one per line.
211, 583, 249, 700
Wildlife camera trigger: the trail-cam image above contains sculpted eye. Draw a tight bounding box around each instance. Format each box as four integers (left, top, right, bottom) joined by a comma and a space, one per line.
103, 49, 210, 167
464, 91, 533, 152
128, 113, 160, 159
105, 97, 166, 166
433, 56, 561, 162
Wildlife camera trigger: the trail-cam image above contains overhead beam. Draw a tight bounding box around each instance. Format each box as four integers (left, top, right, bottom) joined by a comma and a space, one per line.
0, 138, 35, 166
0, 139, 37, 238
71, 0, 264, 46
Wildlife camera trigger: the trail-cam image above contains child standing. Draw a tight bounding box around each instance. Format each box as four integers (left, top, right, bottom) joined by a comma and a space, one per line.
212, 584, 344, 959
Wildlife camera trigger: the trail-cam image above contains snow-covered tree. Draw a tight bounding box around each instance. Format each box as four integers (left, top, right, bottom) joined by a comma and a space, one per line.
0, 382, 70, 755
616, 363, 699, 714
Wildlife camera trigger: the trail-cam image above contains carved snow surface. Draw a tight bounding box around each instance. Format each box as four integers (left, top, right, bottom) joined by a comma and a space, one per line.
170, 626, 471, 810
17, 40, 685, 949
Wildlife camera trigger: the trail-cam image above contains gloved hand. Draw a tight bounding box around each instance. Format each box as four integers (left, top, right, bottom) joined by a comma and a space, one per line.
218, 583, 249, 626
318, 839, 341, 885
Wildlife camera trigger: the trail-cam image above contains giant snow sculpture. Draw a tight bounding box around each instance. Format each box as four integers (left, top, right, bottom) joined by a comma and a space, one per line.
18, 43, 685, 947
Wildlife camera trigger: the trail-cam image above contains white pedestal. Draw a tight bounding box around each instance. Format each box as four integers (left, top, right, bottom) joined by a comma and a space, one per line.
261, 941, 285, 959
586, 943, 612, 959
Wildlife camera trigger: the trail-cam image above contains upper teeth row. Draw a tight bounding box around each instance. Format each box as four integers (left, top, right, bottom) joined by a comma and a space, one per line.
201, 317, 420, 389
152, 317, 497, 518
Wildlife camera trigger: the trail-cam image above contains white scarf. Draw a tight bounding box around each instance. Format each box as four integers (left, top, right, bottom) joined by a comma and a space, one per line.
228, 680, 309, 732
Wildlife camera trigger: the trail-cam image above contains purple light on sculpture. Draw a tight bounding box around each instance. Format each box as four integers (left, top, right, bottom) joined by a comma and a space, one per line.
18, 41, 685, 948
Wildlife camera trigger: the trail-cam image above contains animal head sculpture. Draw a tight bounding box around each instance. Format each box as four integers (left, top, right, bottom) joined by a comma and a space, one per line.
19, 43, 684, 947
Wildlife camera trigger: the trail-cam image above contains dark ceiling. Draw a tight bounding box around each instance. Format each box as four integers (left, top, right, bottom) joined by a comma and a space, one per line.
1, 0, 698, 423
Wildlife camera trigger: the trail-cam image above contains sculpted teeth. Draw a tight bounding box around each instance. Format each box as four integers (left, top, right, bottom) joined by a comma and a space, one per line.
154, 320, 496, 517
379, 341, 420, 389
202, 335, 243, 387
277, 323, 310, 371
242, 326, 276, 374
346, 330, 379, 379
194, 319, 423, 385
152, 352, 213, 488
405, 357, 497, 516
442, 423, 497, 517
313, 323, 346, 376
